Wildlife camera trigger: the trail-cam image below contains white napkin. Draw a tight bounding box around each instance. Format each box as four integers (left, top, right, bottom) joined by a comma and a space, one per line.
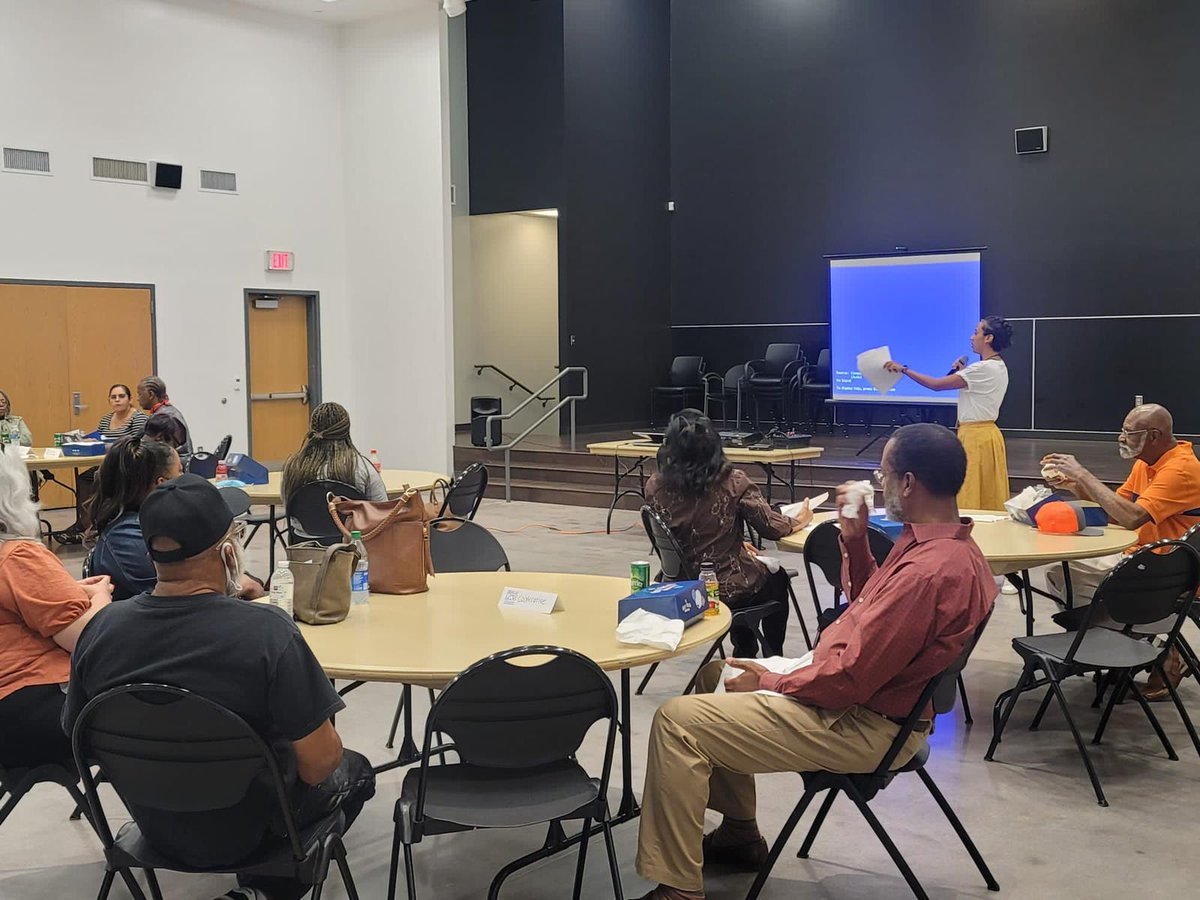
781, 491, 828, 518
841, 480, 874, 518
616, 609, 685, 651
16, 446, 30, 459
756, 555, 782, 574
716, 652, 815, 697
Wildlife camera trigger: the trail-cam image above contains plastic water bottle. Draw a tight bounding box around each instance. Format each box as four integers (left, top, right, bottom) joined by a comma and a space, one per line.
351, 530, 370, 606
370, 449, 382, 473
269, 560, 294, 618
215, 459, 228, 481
700, 561, 720, 617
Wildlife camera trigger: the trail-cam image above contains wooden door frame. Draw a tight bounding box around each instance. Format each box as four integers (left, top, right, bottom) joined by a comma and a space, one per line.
0, 278, 158, 372
243, 289, 322, 459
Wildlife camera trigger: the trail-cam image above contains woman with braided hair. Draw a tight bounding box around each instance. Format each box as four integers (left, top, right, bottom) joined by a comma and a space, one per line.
280, 402, 387, 511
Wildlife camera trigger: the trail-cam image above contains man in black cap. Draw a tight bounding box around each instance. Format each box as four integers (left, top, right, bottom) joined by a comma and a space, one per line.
62, 474, 375, 900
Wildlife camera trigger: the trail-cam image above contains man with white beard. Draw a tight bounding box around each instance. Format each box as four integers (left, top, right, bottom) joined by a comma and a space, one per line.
1042, 403, 1200, 698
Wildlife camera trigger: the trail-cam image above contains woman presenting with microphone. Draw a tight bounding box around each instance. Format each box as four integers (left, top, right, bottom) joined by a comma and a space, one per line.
884, 316, 1013, 509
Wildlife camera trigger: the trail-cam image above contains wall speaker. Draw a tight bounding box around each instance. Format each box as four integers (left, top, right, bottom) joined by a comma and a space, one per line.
1014, 126, 1048, 155
151, 161, 183, 189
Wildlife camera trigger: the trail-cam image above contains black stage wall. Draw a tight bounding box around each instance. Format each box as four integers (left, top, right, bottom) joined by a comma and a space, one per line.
469, 1, 1200, 433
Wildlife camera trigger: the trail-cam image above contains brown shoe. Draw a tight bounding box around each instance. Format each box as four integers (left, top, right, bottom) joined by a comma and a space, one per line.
701, 831, 769, 871
633, 888, 705, 900
1144, 647, 1190, 702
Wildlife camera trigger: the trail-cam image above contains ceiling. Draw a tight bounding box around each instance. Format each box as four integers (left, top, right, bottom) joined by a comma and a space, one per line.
216, 0, 430, 24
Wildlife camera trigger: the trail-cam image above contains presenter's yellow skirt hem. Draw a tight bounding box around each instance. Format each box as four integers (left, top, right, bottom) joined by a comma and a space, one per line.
957, 421, 1009, 511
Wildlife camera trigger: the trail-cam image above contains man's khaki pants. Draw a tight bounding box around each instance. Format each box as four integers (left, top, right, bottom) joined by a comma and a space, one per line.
635, 663, 928, 892
1045, 553, 1124, 607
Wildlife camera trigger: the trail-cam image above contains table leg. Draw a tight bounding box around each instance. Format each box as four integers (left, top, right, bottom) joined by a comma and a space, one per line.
606, 457, 648, 535
374, 684, 423, 774
616, 667, 640, 820
267, 504, 277, 573
1022, 569, 1034, 636
762, 464, 774, 504
789, 458, 797, 503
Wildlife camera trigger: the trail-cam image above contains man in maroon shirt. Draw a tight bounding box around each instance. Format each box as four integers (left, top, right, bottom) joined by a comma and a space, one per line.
634, 423, 996, 900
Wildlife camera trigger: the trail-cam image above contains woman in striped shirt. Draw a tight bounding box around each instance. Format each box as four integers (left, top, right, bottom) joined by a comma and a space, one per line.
97, 384, 148, 439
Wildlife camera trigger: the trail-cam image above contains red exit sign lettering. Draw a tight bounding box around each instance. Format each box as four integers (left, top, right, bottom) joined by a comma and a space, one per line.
265, 250, 294, 272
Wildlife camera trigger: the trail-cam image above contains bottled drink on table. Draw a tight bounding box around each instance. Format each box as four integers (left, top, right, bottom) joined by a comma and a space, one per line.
215, 459, 228, 481
351, 530, 370, 606
370, 449, 382, 473
268, 560, 294, 618
700, 561, 720, 617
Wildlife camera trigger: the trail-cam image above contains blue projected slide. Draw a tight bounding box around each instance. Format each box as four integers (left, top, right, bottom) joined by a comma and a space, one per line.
830, 252, 981, 404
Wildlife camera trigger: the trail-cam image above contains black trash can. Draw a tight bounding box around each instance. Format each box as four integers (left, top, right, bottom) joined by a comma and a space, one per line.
471, 396, 503, 447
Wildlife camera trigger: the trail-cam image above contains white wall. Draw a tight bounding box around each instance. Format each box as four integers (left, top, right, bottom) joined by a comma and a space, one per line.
459, 214, 559, 437
0, 0, 351, 450
339, 8, 454, 474
0, 0, 454, 474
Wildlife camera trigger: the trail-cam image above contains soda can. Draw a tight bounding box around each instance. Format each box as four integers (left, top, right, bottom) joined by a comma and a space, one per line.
630, 560, 651, 593
54, 433, 64, 447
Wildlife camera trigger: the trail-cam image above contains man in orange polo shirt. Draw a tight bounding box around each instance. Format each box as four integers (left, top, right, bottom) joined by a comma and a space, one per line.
1041, 403, 1200, 697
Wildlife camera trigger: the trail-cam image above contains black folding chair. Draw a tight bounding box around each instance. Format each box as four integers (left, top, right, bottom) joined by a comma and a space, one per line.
0, 761, 91, 831
746, 613, 998, 900
437, 463, 488, 520
986, 540, 1200, 806
385, 518, 511, 750
388, 646, 623, 900
635, 506, 778, 696
649, 356, 706, 425
803, 520, 975, 723
71, 683, 361, 900
287, 480, 364, 545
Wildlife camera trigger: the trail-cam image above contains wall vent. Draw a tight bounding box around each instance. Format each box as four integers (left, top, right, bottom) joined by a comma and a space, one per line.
3, 147, 51, 174
92, 156, 148, 183
200, 169, 237, 193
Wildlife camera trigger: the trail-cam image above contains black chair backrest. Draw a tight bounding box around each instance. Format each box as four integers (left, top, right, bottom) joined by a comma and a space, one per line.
872, 609, 994, 777
219, 486, 252, 518
808, 349, 831, 383
429, 517, 510, 572
71, 683, 305, 860
288, 480, 364, 543
764, 343, 802, 371
187, 452, 218, 479
440, 463, 488, 520
422, 645, 617, 775
804, 520, 894, 599
668, 356, 705, 387
724, 364, 745, 392
1088, 540, 1200, 632
214, 435, 232, 460
641, 505, 698, 581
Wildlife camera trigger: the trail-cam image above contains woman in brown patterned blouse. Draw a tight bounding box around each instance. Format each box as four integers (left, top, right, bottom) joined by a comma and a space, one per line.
646, 409, 812, 657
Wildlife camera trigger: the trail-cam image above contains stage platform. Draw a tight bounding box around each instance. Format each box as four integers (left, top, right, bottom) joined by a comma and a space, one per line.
453, 427, 1134, 510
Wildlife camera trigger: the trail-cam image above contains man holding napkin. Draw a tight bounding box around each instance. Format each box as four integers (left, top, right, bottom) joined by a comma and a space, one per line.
633, 424, 995, 900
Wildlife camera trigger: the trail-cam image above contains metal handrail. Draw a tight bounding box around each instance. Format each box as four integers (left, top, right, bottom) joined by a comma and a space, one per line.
474, 363, 554, 407
483, 367, 589, 501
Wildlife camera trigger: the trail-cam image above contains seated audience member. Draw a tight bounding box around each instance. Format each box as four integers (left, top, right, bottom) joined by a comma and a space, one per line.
87, 436, 265, 602
0, 390, 33, 446
280, 402, 386, 530
633, 424, 995, 900
137, 375, 193, 466
98, 383, 149, 439
1042, 402, 1200, 697
63, 475, 375, 900
646, 409, 811, 658
0, 448, 112, 770
73, 383, 151, 534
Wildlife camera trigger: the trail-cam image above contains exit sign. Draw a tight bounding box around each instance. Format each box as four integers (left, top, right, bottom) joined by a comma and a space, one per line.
265, 250, 294, 272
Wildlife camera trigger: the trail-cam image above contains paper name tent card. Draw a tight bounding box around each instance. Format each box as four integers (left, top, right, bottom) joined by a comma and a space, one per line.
856, 345, 902, 396
498, 586, 559, 614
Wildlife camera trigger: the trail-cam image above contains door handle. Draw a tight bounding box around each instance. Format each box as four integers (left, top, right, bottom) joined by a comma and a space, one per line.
73, 392, 88, 416
250, 389, 308, 401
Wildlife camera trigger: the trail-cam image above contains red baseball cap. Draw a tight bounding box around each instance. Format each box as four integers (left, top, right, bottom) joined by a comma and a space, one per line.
1032, 501, 1104, 536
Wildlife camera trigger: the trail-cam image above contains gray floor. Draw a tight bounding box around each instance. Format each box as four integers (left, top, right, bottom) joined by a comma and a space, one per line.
3, 500, 1198, 900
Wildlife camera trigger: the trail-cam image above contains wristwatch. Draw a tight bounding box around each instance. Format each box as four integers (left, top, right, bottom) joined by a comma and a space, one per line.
901, 365, 909, 374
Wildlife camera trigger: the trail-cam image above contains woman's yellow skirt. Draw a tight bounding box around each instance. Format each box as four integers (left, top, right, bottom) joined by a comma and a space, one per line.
957, 420, 1009, 511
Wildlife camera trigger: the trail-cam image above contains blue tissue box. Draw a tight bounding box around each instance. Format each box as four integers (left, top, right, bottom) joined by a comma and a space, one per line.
618, 580, 708, 626
868, 514, 905, 539
62, 441, 106, 457
225, 453, 269, 485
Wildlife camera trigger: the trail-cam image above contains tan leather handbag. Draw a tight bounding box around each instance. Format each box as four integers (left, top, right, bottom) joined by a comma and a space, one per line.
424, 477, 452, 521
287, 541, 361, 625
328, 490, 435, 594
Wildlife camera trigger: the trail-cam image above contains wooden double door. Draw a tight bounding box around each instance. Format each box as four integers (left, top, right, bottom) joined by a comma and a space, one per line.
1, 281, 154, 508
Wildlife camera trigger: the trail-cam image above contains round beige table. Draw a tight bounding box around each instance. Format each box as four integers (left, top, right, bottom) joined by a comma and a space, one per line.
299, 570, 731, 819
22, 447, 106, 471
778, 509, 1136, 634
237, 469, 446, 506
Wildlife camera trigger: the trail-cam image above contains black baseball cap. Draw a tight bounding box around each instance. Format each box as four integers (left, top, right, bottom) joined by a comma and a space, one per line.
141, 474, 235, 563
